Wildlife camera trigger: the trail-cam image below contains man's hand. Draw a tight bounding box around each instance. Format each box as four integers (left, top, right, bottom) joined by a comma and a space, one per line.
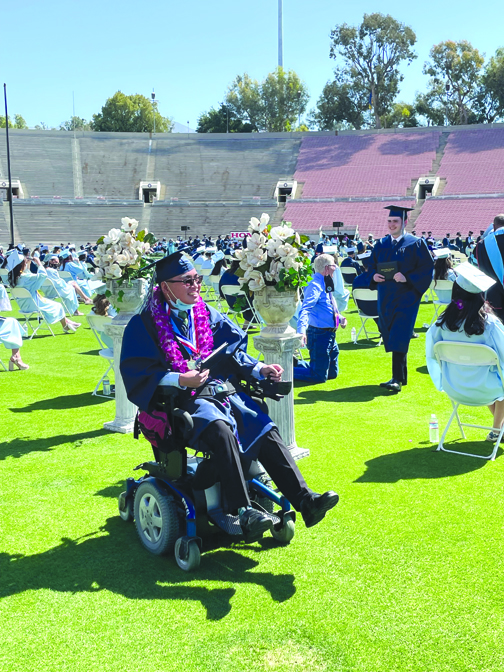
393, 272, 407, 283
260, 364, 283, 381
373, 273, 385, 283
179, 369, 210, 388
340, 316, 347, 329
298, 333, 307, 347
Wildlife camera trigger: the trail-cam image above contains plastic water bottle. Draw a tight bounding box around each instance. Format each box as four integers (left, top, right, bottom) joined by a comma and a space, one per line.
103, 377, 111, 396
429, 414, 439, 443
351, 327, 357, 343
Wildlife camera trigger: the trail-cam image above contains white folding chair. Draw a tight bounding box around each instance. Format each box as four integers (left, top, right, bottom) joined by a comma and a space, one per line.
0, 285, 12, 311
352, 288, 382, 345
0, 268, 10, 289
86, 313, 114, 397
424, 279, 436, 304
10, 287, 55, 338
220, 284, 263, 333
433, 341, 504, 460
341, 266, 358, 288
40, 277, 75, 318
200, 267, 216, 301
58, 270, 73, 281
429, 280, 454, 327
209, 275, 224, 311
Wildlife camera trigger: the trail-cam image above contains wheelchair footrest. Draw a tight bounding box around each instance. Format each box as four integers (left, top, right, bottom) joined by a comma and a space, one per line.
208, 510, 281, 536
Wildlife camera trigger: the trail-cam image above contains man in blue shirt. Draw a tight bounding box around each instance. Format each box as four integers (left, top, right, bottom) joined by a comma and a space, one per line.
294, 254, 349, 384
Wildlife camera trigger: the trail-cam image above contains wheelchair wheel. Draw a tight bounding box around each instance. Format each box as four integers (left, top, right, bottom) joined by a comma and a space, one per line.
118, 492, 133, 522
271, 519, 295, 544
134, 481, 180, 555
174, 537, 201, 572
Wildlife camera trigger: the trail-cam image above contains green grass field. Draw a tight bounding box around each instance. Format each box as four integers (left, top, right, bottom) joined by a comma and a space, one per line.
1, 298, 503, 672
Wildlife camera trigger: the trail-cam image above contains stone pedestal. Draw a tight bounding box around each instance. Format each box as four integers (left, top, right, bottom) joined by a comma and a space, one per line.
253, 332, 310, 461
103, 320, 137, 434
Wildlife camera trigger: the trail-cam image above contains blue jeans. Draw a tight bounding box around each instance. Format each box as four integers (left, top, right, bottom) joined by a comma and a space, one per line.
294, 326, 339, 383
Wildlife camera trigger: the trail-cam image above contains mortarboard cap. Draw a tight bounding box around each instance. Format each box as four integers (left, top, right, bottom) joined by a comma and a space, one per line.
155, 249, 194, 282
60, 250, 70, 259
357, 251, 372, 260
6, 249, 25, 271
455, 262, 496, 294
433, 248, 451, 260
347, 247, 356, 254
384, 205, 414, 221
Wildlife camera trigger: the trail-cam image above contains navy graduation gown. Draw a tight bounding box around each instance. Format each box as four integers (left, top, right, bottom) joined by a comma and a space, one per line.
120, 303, 274, 459
368, 234, 433, 353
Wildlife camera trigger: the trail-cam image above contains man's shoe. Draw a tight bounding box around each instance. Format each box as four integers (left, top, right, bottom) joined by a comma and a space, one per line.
383, 378, 402, 392
300, 491, 339, 528
239, 508, 273, 539
379, 379, 395, 388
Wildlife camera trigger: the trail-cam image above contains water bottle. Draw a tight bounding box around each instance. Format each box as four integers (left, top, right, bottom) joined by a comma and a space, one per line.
103, 377, 111, 396
429, 413, 439, 443
351, 327, 357, 343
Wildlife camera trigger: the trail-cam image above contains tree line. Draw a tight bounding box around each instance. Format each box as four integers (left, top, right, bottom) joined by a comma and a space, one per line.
3, 14, 503, 133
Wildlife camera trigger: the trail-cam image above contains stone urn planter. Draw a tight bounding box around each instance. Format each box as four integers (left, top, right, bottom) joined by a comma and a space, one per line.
106, 278, 148, 326
253, 287, 298, 338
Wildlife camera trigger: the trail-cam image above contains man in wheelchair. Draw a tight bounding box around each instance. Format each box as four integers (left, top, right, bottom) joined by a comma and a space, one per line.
120, 250, 339, 539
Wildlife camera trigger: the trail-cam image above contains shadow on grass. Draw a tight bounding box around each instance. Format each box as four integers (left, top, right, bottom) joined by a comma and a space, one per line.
80, 349, 101, 357
355, 443, 494, 482
9, 392, 111, 413
0, 517, 296, 621
295, 385, 393, 403
338, 341, 381, 351
416, 365, 428, 374
94, 481, 125, 498
1, 429, 109, 460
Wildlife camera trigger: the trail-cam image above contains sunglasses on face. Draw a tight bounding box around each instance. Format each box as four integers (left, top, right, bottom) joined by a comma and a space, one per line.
167, 275, 203, 287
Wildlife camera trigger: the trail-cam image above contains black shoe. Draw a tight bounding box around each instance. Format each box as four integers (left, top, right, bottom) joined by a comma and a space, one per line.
383, 378, 402, 392
239, 508, 273, 539
379, 378, 395, 388
411, 332, 419, 338
300, 491, 339, 528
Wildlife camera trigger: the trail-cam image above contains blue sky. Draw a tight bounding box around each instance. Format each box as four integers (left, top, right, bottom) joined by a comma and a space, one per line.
1, 0, 502, 130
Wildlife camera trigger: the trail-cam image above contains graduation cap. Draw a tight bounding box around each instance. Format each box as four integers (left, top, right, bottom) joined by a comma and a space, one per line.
347, 247, 356, 254
155, 249, 194, 282
5, 249, 25, 271
433, 248, 451, 260
59, 250, 71, 259
384, 205, 414, 222
357, 251, 372, 260
455, 262, 496, 294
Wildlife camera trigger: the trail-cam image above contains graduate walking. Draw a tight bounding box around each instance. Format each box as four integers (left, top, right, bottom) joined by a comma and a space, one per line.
368, 205, 434, 392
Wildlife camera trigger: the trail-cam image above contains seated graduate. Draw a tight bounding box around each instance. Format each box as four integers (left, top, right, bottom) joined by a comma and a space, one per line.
426, 263, 504, 442
44, 255, 93, 315
432, 248, 457, 303
7, 250, 81, 333
0, 316, 29, 370
120, 251, 339, 537
340, 248, 362, 284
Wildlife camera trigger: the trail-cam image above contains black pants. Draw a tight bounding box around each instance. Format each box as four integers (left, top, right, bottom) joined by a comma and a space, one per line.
200, 420, 309, 512
392, 351, 407, 384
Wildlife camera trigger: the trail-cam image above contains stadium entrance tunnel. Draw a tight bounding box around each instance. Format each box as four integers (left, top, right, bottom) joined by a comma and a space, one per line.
138, 180, 160, 203
275, 180, 297, 204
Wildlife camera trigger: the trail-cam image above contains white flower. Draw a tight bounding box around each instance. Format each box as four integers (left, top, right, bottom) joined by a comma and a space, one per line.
106, 263, 123, 279
294, 232, 301, 244
235, 249, 246, 260
115, 254, 129, 267
121, 217, 139, 232
266, 238, 282, 257
265, 271, 274, 282
237, 276, 248, 286
247, 249, 268, 267
247, 233, 266, 252
104, 228, 121, 244
239, 259, 253, 271
248, 217, 261, 233
97, 244, 108, 254
284, 256, 300, 271
270, 224, 294, 241
248, 271, 266, 292
277, 242, 297, 258
269, 259, 282, 280
94, 267, 103, 278
260, 213, 270, 226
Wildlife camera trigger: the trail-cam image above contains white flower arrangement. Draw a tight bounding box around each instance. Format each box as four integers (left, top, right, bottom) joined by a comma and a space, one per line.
94, 217, 157, 283
235, 213, 311, 295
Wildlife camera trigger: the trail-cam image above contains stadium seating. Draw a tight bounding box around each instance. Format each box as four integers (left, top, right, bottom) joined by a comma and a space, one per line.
294, 133, 441, 198
439, 129, 504, 195
413, 197, 504, 240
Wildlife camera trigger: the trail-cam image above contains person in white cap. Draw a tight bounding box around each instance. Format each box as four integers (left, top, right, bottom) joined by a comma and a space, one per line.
426, 263, 504, 442
432, 248, 457, 303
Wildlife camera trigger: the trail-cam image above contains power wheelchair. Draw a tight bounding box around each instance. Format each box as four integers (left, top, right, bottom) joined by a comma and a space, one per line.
118, 377, 296, 571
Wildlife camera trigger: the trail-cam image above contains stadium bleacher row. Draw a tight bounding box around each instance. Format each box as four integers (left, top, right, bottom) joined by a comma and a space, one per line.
0, 124, 503, 245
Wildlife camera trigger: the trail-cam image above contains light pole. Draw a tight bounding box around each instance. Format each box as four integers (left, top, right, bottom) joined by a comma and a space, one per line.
151, 89, 158, 134
297, 90, 301, 129
278, 0, 283, 68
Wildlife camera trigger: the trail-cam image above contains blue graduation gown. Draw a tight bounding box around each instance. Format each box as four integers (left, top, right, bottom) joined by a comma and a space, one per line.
120, 303, 275, 459
368, 234, 433, 353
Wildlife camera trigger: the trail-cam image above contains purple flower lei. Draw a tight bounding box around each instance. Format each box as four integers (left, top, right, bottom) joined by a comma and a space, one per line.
151, 286, 214, 373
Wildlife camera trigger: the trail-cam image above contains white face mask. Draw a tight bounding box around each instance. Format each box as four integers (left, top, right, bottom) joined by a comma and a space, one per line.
172, 298, 195, 311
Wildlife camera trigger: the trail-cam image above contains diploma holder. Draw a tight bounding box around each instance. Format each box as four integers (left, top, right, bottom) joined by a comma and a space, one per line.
377, 261, 399, 281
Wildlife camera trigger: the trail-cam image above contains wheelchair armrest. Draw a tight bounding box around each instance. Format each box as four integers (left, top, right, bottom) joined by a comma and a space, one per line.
173, 408, 194, 438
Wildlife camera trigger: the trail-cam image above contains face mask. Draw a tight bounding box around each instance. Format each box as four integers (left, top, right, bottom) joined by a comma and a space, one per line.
172, 298, 195, 311
324, 275, 335, 293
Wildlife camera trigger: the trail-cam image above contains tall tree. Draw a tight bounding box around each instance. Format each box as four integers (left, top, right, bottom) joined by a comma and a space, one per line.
473, 47, 504, 123
309, 74, 367, 130
92, 92, 173, 133
329, 13, 417, 129
59, 116, 92, 131
380, 102, 420, 128
422, 40, 484, 125
196, 103, 254, 133
0, 114, 28, 129
225, 68, 309, 132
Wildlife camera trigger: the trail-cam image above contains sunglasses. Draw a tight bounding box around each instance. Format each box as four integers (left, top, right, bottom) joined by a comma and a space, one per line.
167, 275, 203, 287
